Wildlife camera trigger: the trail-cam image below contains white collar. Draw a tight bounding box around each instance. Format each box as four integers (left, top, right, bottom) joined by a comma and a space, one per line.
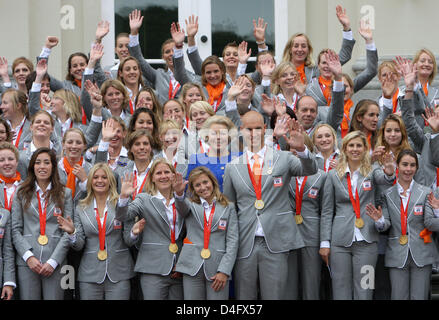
397, 180, 415, 197
316, 148, 340, 159
31, 140, 54, 153
153, 190, 175, 205
7, 116, 26, 131
345, 165, 359, 176
246, 145, 267, 160
35, 181, 52, 193
133, 161, 152, 175
200, 197, 215, 209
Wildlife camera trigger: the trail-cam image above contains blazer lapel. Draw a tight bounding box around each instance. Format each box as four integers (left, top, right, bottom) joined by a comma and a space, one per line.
211, 203, 227, 231
261, 149, 278, 192
407, 182, 424, 220
83, 202, 99, 233
233, 158, 254, 194
106, 204, 115, 233
151, 197, 170, 228
304, 171, 322, 194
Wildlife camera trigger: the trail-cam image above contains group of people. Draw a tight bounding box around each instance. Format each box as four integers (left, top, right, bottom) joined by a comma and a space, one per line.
0, 5, 439, 300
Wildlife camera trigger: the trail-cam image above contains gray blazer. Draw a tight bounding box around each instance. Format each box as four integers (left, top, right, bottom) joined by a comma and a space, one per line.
0, 207, 15, 286
380, 181, 439, 268
400, 97, 438, 188
223, 148, 318, 259
288, 170, 327, 247
320, 166, 395, 247
11, 188, 73, 267
71, 201, 136, 283
174, 198, 238, 278
116, 193, 185, 275
9, 118, 32, 151
58, 159, 93, 207
431, 135, 439, 168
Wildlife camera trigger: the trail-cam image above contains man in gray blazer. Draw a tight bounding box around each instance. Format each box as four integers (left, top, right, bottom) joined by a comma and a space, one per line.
223, 111, 318, 300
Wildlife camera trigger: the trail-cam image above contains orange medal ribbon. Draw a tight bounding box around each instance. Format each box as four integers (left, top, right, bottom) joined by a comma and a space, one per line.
203, 203, 216, 250
346, 173, 361, 221
94, 208, 108, 253
37, 191, 49, 238
295, 177, 308, 218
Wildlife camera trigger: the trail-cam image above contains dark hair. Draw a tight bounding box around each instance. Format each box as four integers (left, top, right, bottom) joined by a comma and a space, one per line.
66, 53, 89, 82
128, 107, 161, 150
17, 148, 65, 210
25, 71, 50, 92
396, 149, 419, 170
222, 41, 238, 57
0, 118, 12, 143
134, 87, 163, 120
270, 107, 297, 129
349, 99, 380, 148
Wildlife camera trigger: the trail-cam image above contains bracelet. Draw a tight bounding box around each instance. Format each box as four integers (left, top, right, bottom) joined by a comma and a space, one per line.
175, 43, 183, 49
256, 40, 266, 45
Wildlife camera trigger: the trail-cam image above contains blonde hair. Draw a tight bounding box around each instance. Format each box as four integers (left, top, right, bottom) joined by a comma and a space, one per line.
159, 119, 181, 137
144, 158, 176, 196
62, 128, 87, 145
189, 101, 215, 120
80, 163, 119, 208
179, 82, 207, 109
336, 131, 372, 179
2, 89, 28, 118
378, 60, 398, 80
100, 79, 130, 112
282, 33, 314, 67
31, 110, 54, 127
413, 48, 437, 85
53, 89, 83, 123
312, 123, 338, 153
271, 61, 298, 95
0, 141, 19, 161
199, 115, 238, 143
12, 57, 34, 74
188, 166, 229, 206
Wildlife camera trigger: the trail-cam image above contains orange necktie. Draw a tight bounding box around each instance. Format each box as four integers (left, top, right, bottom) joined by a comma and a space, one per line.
63, 157, 83, 198
253, 154, 262, 187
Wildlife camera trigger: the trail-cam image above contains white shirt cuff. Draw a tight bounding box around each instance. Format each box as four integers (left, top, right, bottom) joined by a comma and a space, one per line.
130, 230, 138, 240
225, 99, 238, 112
47, 258, 58, 270
431, 133, 439, 139
414, 82, 422, 92
365, 42, 377, 51
343, 30, 354, 41
79, 179, 87, 191
173, 47, 184, 59
118, 197, 129, 207
31, 82, 41, 92
91, 115, 103, 123
375, 216, 386, 229
129, 34, 140, 47
39, 47, 52, 58
434, 208, 439, 218
382, 97, 393, 109
261, 79, 271, 87
85, 150, 94, 161
295, 146, 310, 158
187, 46, 197, 54
3, 281, 16, 289
320, 241, 330, 249
237, 63, 247, 76
84, 68, 94, 75
23, 250, 34, 263
332, 80, 344, 92
68, 233, 77, 243
98, 140, 110, 152
2, 82, 11, 88
174, 192, 185, 200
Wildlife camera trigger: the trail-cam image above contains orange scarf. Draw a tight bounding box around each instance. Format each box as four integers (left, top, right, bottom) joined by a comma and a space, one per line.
319, 76, 332, 106
392, 89, 399, 113
296, 64, 306, 84
63, 157, 83, 198
206, 82, 226, 110
423, 82, 429, 96
74, 79, 82, 89
420, 228, 433, 243
341, 99, 354, 138
367, 132, 373, 150
0, 172, 21, 184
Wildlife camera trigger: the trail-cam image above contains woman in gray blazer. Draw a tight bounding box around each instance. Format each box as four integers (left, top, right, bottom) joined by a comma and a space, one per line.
117, 158, 185, 300
320, 131, 395, 300
57, 163, 138, 300
174, 166, 238, 300
312, 124, 340, 172
367, 149, 439, 299
11, 148, 73, 300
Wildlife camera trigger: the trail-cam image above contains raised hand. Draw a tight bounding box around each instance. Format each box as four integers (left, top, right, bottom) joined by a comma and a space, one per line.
252, 17, 267, 44
366, 203, 383, 221
259, 58, 275, 79
45, 36, 59, 49
132, 218, 146, 236
273, 114, 290, 138
428, 192, 439, 209
285, 118, 305, 152
381, 152, 396, 176
57, 216, 75, 235
95, 20, 110, 42
73, 164, 87, 182
0, 57, 10, 80
40, 93, 52, 110
85, 80, 103, 109
170, 22, 185, 47
336, 5, 350, 31
172, 172, 188, 196
422, 107, 439, 133
325, 50, 342, 80
90, 43, 105, 63
358, 18, 373, 44
120, 172, 136, 199
185, 15, 199, 38
293, 78, 307, 96
371, 145, 386, 163
238, 41, 252, 64
227, 76, 246, 101
394, 56, 417, 88
35, 59, 48, 82
261, 94, 275, 115
129, 9, 144, 35
102, 119, 118, 142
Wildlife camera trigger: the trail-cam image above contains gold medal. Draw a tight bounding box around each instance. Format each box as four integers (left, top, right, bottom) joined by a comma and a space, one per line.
38, 234, 48, 246
355, 218, 364, 229
201, 248, 211, 259
295, 215, 303, 225
267, 168, 272, 175
169, 243, 178, 253
399, 235, 408, 245
97, 249, 107, 261
255, 199, 265, 210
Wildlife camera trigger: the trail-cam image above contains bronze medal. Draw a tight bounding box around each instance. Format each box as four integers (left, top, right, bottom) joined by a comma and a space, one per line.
295, 215, 303, 225
255, 199, 265, 210
355, 217, 364, 229
200, 248, 211, 259
38, 234, 48, 246
169, 243, 178, 254
399, 235, 408, 245
97, 249, 107, 261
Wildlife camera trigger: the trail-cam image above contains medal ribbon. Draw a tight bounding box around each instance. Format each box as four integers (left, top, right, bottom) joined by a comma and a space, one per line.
346, 173, 361, 220
436, 167, 439, 187
170, 203, 177, 244
295, 177, 308, 217
392, 89, 399, 113
36, 191, 48, 237
94, 208, 108, 252
129, 99, 134, 115
400, 194, 410, 237
246, 154, 264, 201
3, 186, 16, 212
203, 203, 216, 250
393, 168, 399, 186
14, 121, 25, 148
168, 79, 181, 100
323, 154, 337, 172
132, 169, 149, 199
